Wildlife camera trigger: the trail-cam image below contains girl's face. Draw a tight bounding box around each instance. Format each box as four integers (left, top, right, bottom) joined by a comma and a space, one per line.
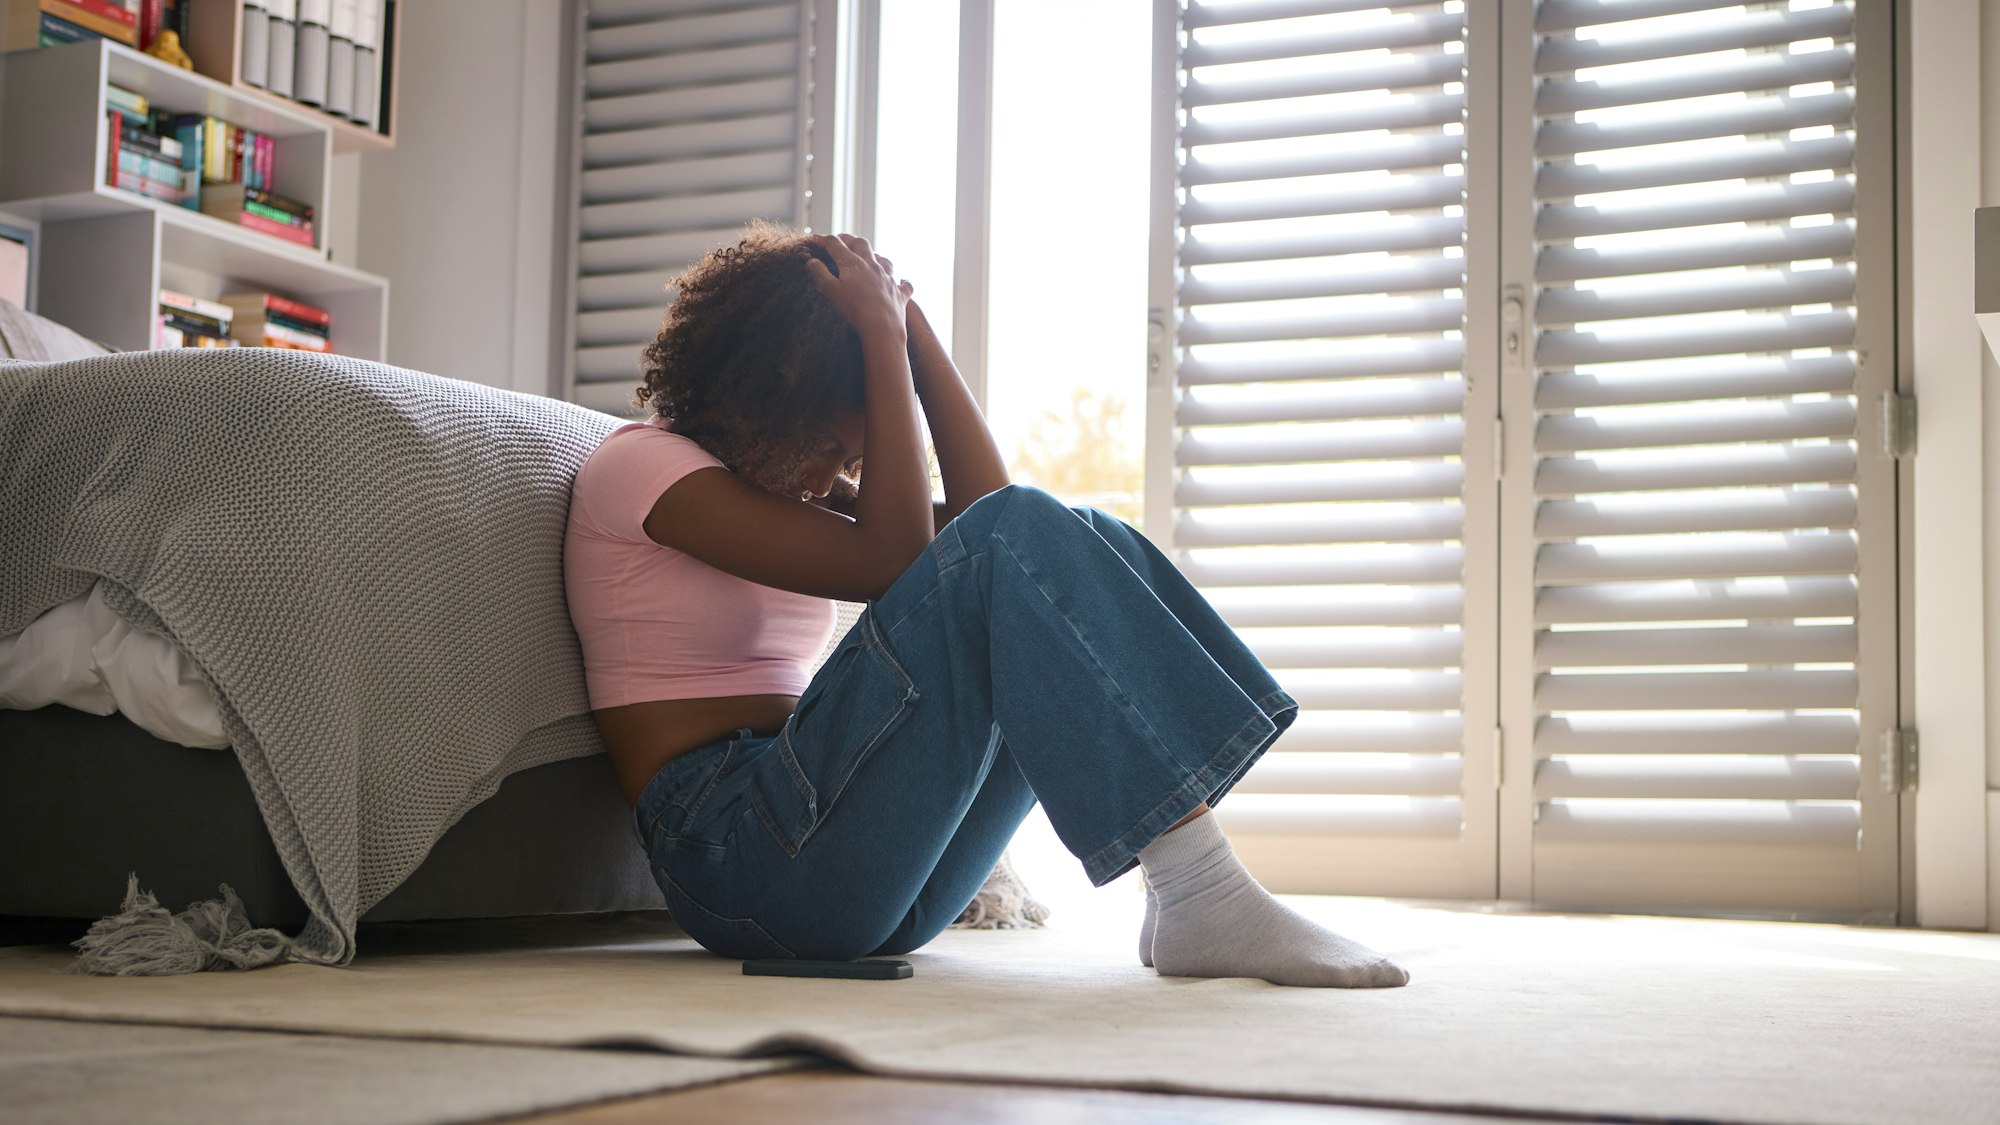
800, 410, 866, 500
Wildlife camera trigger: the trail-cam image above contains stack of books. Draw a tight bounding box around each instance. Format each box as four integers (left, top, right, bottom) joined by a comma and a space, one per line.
99, 92, 318, 250
2, 0, 140, 49
222, 291, 332, 351
157, 289, 238, 348
179, 115, 279, 193
3, 0, 190, 51
104, 86, 188, 205
201, 184, 314, 248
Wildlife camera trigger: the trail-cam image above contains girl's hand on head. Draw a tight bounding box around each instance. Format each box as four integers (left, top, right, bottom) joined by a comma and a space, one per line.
807, 233, 913, 341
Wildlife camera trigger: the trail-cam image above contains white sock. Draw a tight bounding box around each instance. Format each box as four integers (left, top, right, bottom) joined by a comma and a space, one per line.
1139, 872, 1157, 967
1136, 811, 1409, 988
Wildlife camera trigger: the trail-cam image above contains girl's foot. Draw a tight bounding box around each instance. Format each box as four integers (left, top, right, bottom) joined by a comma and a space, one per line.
1136, 810, 1409, 988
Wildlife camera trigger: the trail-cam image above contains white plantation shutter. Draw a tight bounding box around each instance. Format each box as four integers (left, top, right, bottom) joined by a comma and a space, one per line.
567, 0, 835, 415
1503, 0, 1897, 921
1148, 0, 1495, 899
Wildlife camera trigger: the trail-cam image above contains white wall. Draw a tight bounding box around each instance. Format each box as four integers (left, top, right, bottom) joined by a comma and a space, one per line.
1984, 0, 2000, 933
1908, 0, 1996, 932
337, 0, 571, 396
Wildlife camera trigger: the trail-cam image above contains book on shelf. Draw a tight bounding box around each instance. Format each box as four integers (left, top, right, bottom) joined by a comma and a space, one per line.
156, 288, 237, 348
105, 84, 147, 117
105, 110, 185, 205
136, 0, 158, 47
160, 326, 240, 348
35, 10, 98, 44
161, 306, 225, 337
224, 290, 332, 351
105, 90, 296, 222
222, 290, 329, 327
117, 147, 182, 184
200, 184, 315, 248
160, 288, 234, 325
1, 0, 137, 48
161, 115, 279, 209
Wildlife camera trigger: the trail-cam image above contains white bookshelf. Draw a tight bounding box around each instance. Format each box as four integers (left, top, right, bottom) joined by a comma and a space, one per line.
0, 39, 386, 359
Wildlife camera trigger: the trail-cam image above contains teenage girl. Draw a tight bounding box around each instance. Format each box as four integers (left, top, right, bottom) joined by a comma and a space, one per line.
562, 224, 1409, 988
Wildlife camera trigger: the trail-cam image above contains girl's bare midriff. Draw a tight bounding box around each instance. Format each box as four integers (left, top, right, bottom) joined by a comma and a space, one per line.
594, 694, 800, 807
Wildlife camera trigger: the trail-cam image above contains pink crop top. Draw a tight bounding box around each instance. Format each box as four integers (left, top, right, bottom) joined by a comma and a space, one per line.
563, 416, 835, 709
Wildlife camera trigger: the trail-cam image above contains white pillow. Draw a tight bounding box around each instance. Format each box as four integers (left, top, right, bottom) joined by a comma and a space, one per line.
0, 582, 229, 749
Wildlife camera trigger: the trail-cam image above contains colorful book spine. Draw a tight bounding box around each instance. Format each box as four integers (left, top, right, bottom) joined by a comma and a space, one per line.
252, 320, 330, 350
117, 148, 182, 183
37, 11, 100, 43
227, 292, 332, 327
118, 123, 181, 162
159, 289, 234, 325
237, 211, 314, 247
42, 0, 136, 44
112, 170, 182, 203
168, 115, 204, 210
104, 85, 147, 116
161, 308, 226, 337
60, 0, 135, 27
269, 294, 329, 325
137, 0, 160, 48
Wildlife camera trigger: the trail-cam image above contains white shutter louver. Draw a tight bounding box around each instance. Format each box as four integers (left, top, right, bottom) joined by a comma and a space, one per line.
569, 0, 828, 415
1514, 0, 1896, 921
1152, 0, 1493, 898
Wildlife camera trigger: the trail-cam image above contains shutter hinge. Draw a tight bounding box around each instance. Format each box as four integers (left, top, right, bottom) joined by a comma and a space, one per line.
1881, 392, 1917, 459
1146, 310, 1169, 391
1492, 725, 1504, 788
1879, 727, 1918, 792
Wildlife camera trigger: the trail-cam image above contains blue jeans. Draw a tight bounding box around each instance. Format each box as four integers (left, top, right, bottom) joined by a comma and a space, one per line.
632, 485, 1297, 961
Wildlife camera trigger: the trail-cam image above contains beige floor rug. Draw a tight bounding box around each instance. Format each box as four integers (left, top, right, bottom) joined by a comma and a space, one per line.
0, 1014, 799, 1125
2, 897, 1996, 1125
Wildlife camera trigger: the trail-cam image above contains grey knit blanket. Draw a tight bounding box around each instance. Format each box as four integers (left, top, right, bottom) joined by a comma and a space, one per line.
1, 349, 620, 968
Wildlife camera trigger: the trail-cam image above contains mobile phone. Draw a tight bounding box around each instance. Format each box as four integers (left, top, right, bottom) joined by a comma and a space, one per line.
742, 957, 913, 980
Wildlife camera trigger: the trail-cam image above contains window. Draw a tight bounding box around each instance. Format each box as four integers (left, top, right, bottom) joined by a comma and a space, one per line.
1152, 0, 1898, 921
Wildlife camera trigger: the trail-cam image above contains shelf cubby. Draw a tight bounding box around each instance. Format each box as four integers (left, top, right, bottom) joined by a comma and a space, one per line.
0, 39, 387, 360
184, 0, 399, 154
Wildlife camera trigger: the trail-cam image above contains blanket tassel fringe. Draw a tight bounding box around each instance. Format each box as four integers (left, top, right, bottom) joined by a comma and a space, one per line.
950, 851, 1051, 930
71, 874, 294, 976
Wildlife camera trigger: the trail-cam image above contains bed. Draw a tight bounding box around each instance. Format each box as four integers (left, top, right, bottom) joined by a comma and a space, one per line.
0, 703, 662, 927
0, 298, 667, 952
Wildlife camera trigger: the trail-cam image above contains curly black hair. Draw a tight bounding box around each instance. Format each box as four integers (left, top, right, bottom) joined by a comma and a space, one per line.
633, 220, 865, 498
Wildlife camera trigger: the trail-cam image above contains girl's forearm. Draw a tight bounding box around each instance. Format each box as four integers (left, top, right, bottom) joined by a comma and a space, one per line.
855, 323, 936, 558
906, 301, 1009, 521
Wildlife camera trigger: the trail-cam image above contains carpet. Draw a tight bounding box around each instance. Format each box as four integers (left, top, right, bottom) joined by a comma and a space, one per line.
0, 1014, 801, 1125
1, 897, 1995, 1125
